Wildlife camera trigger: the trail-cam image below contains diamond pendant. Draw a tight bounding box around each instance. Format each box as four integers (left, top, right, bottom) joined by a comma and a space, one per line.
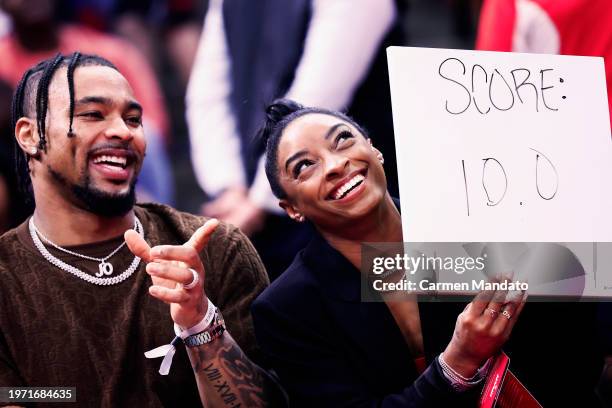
96, 261, 114, 277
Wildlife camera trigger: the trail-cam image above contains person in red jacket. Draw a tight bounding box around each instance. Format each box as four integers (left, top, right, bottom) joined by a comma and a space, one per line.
476, 0, 612, 129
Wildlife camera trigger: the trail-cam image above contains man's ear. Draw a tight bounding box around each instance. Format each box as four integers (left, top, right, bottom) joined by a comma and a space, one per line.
279, 199, 305, 222
15, 117, 40, 158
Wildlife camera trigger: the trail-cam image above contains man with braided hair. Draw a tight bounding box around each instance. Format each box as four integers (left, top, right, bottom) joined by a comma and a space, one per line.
0, 52, 284, 407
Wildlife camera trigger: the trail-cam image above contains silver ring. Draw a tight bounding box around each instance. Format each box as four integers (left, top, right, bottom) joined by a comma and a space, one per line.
502, 310, 512, 320
183, 268, 199, 290
486, 308, 499, 318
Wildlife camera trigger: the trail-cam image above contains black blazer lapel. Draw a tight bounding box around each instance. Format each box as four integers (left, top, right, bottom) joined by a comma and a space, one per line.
303, 234, 420, 395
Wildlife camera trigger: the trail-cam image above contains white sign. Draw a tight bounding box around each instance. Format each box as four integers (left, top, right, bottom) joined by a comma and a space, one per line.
387, 46, 612, 243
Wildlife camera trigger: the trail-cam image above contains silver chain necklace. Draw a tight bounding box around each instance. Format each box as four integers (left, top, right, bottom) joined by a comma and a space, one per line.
32, 218, 137, 277
28, 216, 144, 286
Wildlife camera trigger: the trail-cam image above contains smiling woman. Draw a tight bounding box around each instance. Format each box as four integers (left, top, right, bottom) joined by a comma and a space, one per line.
250, 99, 528, 407
257, 99, 388, 232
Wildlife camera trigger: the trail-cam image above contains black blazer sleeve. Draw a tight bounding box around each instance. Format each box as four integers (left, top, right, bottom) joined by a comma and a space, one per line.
252, 296, 477, 408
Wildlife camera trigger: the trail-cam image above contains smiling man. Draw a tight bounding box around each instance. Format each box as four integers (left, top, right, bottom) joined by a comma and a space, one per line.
0, 53, 282, 407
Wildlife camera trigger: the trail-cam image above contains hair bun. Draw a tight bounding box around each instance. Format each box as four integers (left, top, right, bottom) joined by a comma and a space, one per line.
265, 98, 303, 125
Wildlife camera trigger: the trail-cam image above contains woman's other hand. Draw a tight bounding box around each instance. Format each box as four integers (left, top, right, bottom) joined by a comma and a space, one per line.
441, 281, 527, 378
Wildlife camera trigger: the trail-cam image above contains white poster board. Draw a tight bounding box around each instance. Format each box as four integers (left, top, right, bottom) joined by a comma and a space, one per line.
387, 46, 612, 243
386, 47, 612, 297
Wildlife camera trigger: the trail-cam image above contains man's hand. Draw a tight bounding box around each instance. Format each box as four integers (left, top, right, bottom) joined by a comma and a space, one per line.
222, 199, 265, 237
202, 187, 265, 236
124, 219, 220, 328
202, 186, 247, 218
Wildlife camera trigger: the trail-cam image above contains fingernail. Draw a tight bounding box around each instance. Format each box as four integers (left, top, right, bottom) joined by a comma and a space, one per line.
150, 247, 162, 257
149, 286, 160, 296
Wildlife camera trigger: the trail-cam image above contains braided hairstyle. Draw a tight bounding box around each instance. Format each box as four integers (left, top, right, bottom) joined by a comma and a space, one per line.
255, 98, 369, 200
11, 52, 118, 202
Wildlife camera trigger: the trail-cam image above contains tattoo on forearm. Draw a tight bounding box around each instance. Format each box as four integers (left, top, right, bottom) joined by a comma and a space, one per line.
214, 380, 239, 405
192, 338, 266, 407
203, 363, 222, 381
219, 343, 265, 406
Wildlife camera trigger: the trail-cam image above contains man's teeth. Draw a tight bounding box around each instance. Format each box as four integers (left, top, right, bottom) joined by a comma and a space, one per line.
334, 174, 365, 200
92, 155, 127, 167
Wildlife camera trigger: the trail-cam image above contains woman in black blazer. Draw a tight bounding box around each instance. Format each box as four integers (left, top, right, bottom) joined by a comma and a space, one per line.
250, 99, 527, 407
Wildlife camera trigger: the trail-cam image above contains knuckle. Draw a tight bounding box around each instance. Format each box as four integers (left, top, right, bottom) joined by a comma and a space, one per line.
158, 263, 170, 275
474, 321, 488, 334
462, 315, 475, 327
186, 247, 198, 264
490, 327, 503, 338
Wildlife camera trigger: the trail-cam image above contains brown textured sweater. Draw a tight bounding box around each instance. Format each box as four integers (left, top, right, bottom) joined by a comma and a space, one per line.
0, 203, 269, 407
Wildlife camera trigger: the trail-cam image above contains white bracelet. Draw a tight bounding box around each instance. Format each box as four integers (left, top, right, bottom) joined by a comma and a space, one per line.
174, 298, 217, 338
145, 299, 217, 375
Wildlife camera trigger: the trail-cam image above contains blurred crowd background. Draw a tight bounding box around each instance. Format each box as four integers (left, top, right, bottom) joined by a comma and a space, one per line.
1, 0, 611, 284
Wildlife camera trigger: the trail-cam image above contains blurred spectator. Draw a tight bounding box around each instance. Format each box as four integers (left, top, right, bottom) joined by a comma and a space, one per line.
0, 0, 174, 204
186, 0, 405, 280
476, 0, 612, 127
59, 0, 204, 87
0, 8, 10, 37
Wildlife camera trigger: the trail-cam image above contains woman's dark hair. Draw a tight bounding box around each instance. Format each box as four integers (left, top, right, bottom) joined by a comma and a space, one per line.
11, 52, 118, 203
255, 99, 369, 200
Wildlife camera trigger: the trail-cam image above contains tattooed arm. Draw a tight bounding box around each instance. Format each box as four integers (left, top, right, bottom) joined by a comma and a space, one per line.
126, 219, 287, 407
187, 330, 274, 407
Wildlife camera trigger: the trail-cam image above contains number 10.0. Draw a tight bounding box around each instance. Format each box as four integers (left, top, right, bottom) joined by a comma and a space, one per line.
461, 148, 558, 216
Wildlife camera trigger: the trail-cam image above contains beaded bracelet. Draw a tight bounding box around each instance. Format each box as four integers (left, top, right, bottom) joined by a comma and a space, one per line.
438, 353, 485, 392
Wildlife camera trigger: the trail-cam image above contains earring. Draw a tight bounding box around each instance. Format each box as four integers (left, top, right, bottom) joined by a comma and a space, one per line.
378, 154, 384, 165
295, 215, 305, 222
30, 147, 37, 155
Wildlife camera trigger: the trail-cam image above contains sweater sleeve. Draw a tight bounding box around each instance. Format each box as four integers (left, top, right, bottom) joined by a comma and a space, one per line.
203, 222, 270, 362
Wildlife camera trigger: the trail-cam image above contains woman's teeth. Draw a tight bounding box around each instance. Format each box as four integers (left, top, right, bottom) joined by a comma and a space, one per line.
334, 174, 365, 200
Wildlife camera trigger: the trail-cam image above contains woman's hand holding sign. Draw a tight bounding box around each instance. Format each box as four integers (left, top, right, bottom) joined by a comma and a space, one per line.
442, 281, 527, 378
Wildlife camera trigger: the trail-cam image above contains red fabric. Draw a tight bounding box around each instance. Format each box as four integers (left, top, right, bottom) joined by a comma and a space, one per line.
476, 0, 516, 51
535, 0, 612, 125
477, 0, 612, 128
0, 25, 169, 138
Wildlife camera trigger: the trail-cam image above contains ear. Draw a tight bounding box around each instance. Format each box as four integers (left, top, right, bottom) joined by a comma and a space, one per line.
15, 117, 40, 158
279, 199, 305, 222
368, 138, 384, 162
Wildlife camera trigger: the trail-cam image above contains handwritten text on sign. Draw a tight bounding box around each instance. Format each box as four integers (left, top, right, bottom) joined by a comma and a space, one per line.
386, 47, 612, 243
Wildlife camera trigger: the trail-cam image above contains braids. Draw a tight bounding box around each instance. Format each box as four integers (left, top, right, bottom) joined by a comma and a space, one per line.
10, 52, 119, 202
11, 67, 34, 135
11, 66, 38, 204
35, 53, 63, 151
66, 51, 81, 137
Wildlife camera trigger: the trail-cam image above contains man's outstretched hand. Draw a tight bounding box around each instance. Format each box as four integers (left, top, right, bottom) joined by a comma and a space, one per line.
125, 219, 220, 328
